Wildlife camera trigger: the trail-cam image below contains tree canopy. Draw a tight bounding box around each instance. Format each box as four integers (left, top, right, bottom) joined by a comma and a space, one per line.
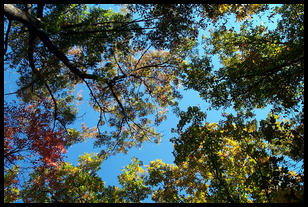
4, 4, 304, 203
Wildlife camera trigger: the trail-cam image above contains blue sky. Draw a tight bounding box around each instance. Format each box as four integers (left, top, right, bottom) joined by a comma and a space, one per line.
5, 4, 295, 202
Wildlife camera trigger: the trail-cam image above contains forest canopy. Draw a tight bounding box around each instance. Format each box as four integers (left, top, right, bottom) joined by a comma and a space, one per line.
4, 4, 304, 203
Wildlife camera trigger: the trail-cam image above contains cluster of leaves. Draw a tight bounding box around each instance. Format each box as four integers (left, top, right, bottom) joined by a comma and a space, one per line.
3, 3, 269, 158
4, 166, 20, 203
167, 109, 304, 203
183, 4, 304, 113
20, 153, 105, 203
4, 100, 67, 169
128, 4, 265, 50
20, 154, 151, 203
91, 47, 186, 155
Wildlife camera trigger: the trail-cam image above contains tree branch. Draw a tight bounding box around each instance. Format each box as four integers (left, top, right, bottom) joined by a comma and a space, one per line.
220, 54, 304, 83
25, 4, 32, 14
107, 82, 127, 119
60, 17, 159, 30
113, 54, 127, 77
4, 4, 42, 27
4, 4, 97, 81
60, 28, 156, 36
134, 44, 152, 70
4, 18, 12, 56
83, 78, 107, 136
36, 4, 44, 19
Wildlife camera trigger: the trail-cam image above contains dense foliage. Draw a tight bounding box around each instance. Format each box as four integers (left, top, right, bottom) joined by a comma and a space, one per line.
4, 4, 304, 203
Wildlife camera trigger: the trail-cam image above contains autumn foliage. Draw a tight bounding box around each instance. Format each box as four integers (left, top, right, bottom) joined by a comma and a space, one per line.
4, 100, 66, 169
4, 4, 304, 203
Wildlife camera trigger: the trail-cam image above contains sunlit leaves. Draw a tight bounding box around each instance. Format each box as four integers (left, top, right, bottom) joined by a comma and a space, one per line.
260, 113, 304, 161
20, 152, 105, 203
128, 4, 265, 50
169, 107, 304, 203
4, 100, 69, 202
4, 165, 20, 203
145, 159, 186, 202
117, 157, 151, 202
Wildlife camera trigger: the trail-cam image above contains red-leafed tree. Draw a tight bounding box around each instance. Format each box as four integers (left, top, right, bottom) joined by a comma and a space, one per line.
4, 99, 68, 202
4, 99, 67, 169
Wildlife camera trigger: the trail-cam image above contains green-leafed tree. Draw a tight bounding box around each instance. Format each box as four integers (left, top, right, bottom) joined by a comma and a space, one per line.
165, 107, 304, 203
20, 154, 151, 203
169, 4, 304, 203
181, 4, 304, 114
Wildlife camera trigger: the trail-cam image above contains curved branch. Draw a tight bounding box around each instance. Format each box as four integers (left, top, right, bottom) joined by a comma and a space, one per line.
113, 54, 126, 76
4, 4, 42, 27
82, 78, 110, 137
60, 27, 156, 36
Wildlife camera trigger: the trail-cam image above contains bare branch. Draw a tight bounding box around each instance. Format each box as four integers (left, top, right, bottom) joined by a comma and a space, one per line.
82, 79, 109, 136
4, 91, 18, 96
4, 81, 36, 96
131, 61, 171, 73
